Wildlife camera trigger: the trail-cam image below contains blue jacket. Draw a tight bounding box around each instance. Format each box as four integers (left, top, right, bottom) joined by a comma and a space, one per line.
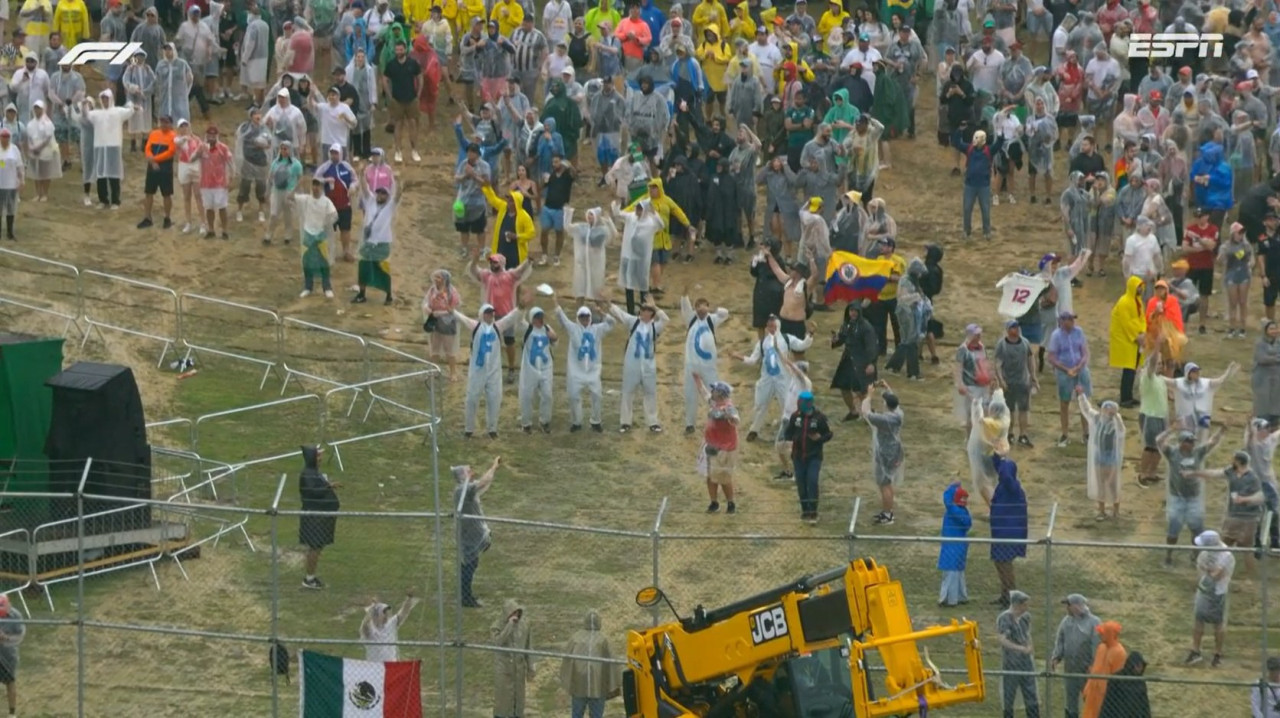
641, 0, 666, 48
989, 454, 1028, 561
345, 20, 375, 63
535, 118, 565, 177
1191, 142, 1234, 211
453, 122, 507, 183
937, 484, 972, 571
952, 132, 992, 188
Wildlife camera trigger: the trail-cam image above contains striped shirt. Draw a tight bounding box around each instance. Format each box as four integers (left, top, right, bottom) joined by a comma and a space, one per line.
511, 27, 548, 74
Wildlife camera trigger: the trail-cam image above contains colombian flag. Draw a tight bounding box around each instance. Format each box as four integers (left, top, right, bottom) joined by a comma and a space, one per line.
824, 251, 898, 304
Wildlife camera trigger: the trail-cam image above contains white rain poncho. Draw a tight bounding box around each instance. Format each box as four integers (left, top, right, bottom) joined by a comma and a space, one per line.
555, 305, 615, 427
74, 100, 95, 184
10, 66, 50, 123
87, 92, 132, 179
1080, 395, 1125, 504
967, 387, 1010, 498
569, 207, 612, 298
681, 295, 730, 429
455, 309, 523, 434
745, 329, 814, 435
517, 308, 556, 428
344, 55, 379, 134
609, 304, 670, 428
1167, 363, 1238, 433
612, 200, 663, 293
154, 55, 194, 123
235, 115, 274, 183
360, 602, 403, 662
240, 13, 271, 88
48, 69, 85, 129
863, 401, 905, 487
121, 58, 155, 134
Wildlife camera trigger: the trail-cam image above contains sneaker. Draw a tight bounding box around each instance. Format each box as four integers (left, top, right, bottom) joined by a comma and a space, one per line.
257, 211, 266, 223
383, 295, 393, 306
236, 210, 244, 222
1184, 650, 1202, 665
351, 294, 367, 304
807, 514, 819, 526
725, 502, 736, 514
82, 195, 93, 206
590, 423, 603, 433
649, 425, 662, 433
181, 222, 192, 234
324, 290, 334, 298
162, 217, 172, 229
1199, 325, 1207, 335
983, 233, 992, 241
488, 431, 498, 439
706, 501, 720, 513
570, 424, 582, 432
992, 194, 1000, 206
685, 425, 695, 435
746, 431, 758, 442
412, 150, 422, 163
541, 423, 551, 434
302, 577, 324, 590
137, 217, 153, 229
463, 431, 473, 439
842, 411, 859, 422
874, 511, 895, 525
299, 290, 311, 298
683, 254, 694, 264
619, 424, 631, 433
1006, 193, 1016, 204
552, 255, 561, 267
461, 598, 484, 608
204, 231, 215, 239
713, 256, 724, 265
394, 150, 404, 163
1055, 435, 1068, 448
220, 232, 230, 240
537, 255, 548, 266
950, 167, 961, 176
1017, 435, 1033, 448
522, 425, 532, 434
774, 471, 793, 481
1211, 654, 1221, 668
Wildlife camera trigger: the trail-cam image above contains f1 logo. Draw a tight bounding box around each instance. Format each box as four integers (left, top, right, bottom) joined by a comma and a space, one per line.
749, 605, 789, 645
59, 42, 144, 67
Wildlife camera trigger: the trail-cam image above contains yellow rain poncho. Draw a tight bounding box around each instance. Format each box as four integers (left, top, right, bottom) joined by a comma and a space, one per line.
1109, 275, 1147, 369
625, 178, 690, 252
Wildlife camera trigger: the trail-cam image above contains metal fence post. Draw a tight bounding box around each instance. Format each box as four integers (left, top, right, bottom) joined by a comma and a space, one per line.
269, 474, 287, 718
75, 458, 93, 718
427, 373, 448, 718
650, 497, 667, 628
1042, 502, 1058, 718
847, 496, 862, 562
1261, 510, 1273, 677
454, 480, 469, 718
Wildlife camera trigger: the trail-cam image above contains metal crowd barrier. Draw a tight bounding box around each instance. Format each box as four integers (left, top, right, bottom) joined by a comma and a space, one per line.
79, 270, 180, 368
179, 293, 283, 390
0, 247, 84, 340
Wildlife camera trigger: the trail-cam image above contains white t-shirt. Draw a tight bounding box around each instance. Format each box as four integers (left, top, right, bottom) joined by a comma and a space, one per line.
1051, 27, 1069, 71
1196, 550, 1235, 596
967, 49, 1005, 94
315, 101, 356, 150
994, 113, 1021, 142
840, 47, 882, 92
1124, 232, 1161, 278
1084, 56, 1120, 100
749, 41, 782, 82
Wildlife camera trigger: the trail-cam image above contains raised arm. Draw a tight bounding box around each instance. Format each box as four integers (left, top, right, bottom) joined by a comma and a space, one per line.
451, 308, 480, 333
1209, 362, 1240, 388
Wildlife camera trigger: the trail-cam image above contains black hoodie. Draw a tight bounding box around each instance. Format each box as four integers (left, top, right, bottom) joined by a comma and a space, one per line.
920, 244, 945, 300
299, 446, 339, 512
1098, 652, 1150, 718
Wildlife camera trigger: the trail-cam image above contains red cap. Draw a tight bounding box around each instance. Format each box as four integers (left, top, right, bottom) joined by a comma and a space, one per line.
953, 487, 970, 506
1149, 90, 1162, 101
1178, 66, 1192, 76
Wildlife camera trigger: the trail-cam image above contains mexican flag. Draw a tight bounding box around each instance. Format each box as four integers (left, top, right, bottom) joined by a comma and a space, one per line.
299, 650, 422, 718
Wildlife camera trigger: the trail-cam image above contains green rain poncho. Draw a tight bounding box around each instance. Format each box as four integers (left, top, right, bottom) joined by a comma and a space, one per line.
871, 67, 910, 138
823, 88, 861, 161
377, 22, 408, 72
540, 80, 583, 156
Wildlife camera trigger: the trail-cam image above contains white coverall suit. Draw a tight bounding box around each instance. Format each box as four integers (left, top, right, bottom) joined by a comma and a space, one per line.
744, 329, 813, 434
556, 306, 615, 427
681, 296, 730, 429
609, 304, 670, 428
518, 309, 558, 428
454, 308, 523, 434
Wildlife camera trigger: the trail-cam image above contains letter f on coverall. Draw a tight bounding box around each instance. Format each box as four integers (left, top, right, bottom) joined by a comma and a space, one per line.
518, 308, 558, 428
455, 307, 523, 433
681, 295, 731, 428
556, 305, 615, 427
609, 303, 670, 427
745, 329, 814, 434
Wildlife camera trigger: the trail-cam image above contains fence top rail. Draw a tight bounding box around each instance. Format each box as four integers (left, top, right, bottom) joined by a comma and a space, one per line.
281, 316, 369, 347
274, 508, 450, 519
81, 269, 179, 297
32, 500, 150, 532
147, 419, 193, 430
321, 370, 438, 398
180, 292, 282, 321
0, 246, 81, 274
1049, 536, 1265, 554
850, 533, 1044, 546
193, 393, 321, 425
77, 490, 270, 516
367, 340, 439, 368
478, 513, 650, 538
662, 532, 861, 542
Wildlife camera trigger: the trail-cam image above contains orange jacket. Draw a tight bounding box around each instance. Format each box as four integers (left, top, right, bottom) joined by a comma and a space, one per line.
1082, 621, 1127, 718
1145, 291, 1183, 332
145, 128, 177, 163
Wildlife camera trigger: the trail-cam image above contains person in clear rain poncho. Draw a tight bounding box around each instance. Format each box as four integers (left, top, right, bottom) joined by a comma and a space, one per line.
240, 5, 272, 105
862, 381, 904, 525
1024, 94, 1058, 205
560, 609, 621, 718
554, 296, 615, 432
611, 199, 663, 313
154, 43, 194, 125
608, 301, 671, 432
885, 257, 928, 379
1163, 361, 1239, 439
1061, 170, 1092, 259
695, 378, 741, 514
121, 50, 154, 149
235, 108, 272, 222
87, 89, 133, 209
738, 314, 814, 439
682, 293, 730, 434
968, 386, 1011, 509
1079, 394, 1126, 521
517, 307, 558, 433
568, 207, 613, 300
455, 303, 524, 438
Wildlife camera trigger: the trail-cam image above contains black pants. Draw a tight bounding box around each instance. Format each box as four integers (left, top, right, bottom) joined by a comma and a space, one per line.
787, 144, 803, 173
1210, 209, 1227, 240
858, 180, 876, 208
866, 298, 899, 355
349, 129, 372, 159
625, 288, 648, 314
1120, 367, 1137, 404
1169, 192, 1185, 245
885, 340, 920, 378
96, 177, 121, 206
189, 84, 209, 116
460, 556, 480, 603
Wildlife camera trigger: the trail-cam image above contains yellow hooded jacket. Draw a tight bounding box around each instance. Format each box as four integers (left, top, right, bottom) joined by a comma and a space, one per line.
1109, 275, 1147, 369
483, 185, 536, 264
817, 4, 850, 40
625, 179, 690, 252
404, 0, 433, 36
461, 0, 488, 34
727, 4, 756, 44
774, 42, 815, 94
52, 0, 91, 46
696, 26, 733, 92
440, 0, 461, 31
491, 0, 524, 37
692, 0, 729, 40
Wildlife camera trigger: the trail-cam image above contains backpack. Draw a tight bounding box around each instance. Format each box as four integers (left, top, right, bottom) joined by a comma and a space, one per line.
629, 318, 659, 350
688, 315, 715, 339
268, 639, 291, 684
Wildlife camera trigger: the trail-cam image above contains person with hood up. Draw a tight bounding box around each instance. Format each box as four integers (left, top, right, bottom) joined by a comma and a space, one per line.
553, 295, 615, 432
1052, 593, 1103, 718
831, 302, 880, 420
1109, 276, 1147, 407
455, 303, 524, 438
726, 58, 763, 129
969, 386, 1011, 510
862, 380, 904, 525
885, 257, 928, 379
589, 80, 625, 182
784, 389, 834, 523
1024, 91, 1059, 205
585, 0, 621, 41
756, 155, 800, 253
87, 89, 133, 209
1162, 360, 1240, 436
561, 610, 622, 717
1098, 651, 1150, 718
608, 300, 671, 432
995, 590, 1040, 717
423, 269, 464, 380
298, 445, 340, 590
704, 158, 744, 263
937, 481, 971, 607
682, 294, 730, 434
955, 323, 993, 428
360, 592, 419, 661
1191, 141, 1233, 226
1079, 394, 1125, 520
492, 598, 535, 717
627, 179, 691, 296
735, 314, 814, 440
1061, 170, 1092, 260
1082, 621, 1127, 718
845, 114, 885, 204
613, 198, 662, 313
624, 75, 671, 158
921, 244, 946, 364
542, 79, 583, 160
695, 26, 733, 120
661, 156, 703, 262
517, 307, 558, 433
823, 88, 860, 150
566, 207, 613, 300
990, 454, 1028, 607
481, 181, 535, 269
